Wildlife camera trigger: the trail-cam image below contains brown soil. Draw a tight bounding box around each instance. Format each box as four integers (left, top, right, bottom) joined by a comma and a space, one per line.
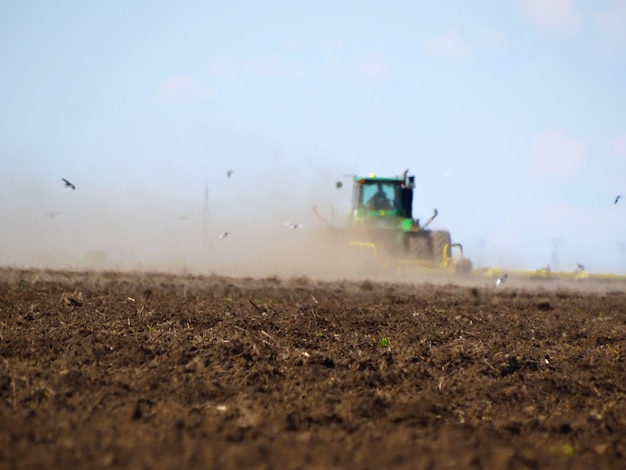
1, 268, 625, 469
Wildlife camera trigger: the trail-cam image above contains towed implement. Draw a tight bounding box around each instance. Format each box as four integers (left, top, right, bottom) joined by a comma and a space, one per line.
476, 265, 626, 284
316, 170, 472, 273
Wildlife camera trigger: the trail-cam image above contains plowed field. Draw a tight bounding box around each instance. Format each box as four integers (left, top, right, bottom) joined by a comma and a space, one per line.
1, 268, 625, 469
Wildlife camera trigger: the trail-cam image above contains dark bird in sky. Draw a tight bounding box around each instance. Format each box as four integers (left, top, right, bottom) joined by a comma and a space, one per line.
226, 170, 234, 179
218, 232, 230, 239
576, 263, 585, 272
62, 178, 76, 190
615, 195, 622, 204
284, 222, 303, 229
44, 211, 61, 219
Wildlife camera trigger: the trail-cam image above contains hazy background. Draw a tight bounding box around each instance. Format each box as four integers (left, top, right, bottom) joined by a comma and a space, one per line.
1, 0, 626, 276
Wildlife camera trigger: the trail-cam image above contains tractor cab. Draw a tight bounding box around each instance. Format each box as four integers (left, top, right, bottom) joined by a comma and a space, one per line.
351, 174, 415, 222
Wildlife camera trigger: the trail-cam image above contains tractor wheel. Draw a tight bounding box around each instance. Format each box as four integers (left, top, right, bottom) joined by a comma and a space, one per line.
409, 232, 432, 261
455, 257, 473, 274
430, 230, 452, 265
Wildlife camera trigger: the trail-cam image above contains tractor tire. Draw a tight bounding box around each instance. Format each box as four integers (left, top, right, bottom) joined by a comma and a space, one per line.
455, 257, 473, 274
409, 232, 432, 261
430, 230, 452, 265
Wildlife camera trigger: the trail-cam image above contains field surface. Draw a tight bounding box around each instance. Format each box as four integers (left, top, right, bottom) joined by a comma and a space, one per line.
1, 268, 626, 469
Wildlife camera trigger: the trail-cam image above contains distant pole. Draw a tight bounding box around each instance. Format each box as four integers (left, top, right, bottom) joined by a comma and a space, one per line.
550, 237, 562, 271
478, 239, 485, 268
203, 178, 209, 248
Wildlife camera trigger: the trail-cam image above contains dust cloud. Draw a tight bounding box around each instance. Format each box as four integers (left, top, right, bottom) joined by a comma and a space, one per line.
0, 172, 376, 280
3, 172, 624, 292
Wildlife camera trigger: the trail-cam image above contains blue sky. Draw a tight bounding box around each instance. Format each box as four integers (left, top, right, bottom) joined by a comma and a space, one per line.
2, 1, 626, 274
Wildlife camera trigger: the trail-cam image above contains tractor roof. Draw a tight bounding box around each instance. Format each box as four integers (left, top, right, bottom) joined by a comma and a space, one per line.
354, 174, 405, 184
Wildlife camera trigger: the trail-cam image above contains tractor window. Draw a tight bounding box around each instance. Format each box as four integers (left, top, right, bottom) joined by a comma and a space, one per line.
361, 182, 402, 211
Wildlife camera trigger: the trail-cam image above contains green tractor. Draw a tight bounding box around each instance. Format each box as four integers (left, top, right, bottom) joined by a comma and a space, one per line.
328, 170, 472, 272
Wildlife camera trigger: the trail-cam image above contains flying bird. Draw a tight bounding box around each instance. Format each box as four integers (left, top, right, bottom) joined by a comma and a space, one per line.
495, 274, 508, 287
615, 195, 622, 204
576, 263, 585, 272
218, 232, 230, 239
62, 178, 76, 190
284, 222, 303, 230
44, 211, 61, 219
226, 170, 234, 179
